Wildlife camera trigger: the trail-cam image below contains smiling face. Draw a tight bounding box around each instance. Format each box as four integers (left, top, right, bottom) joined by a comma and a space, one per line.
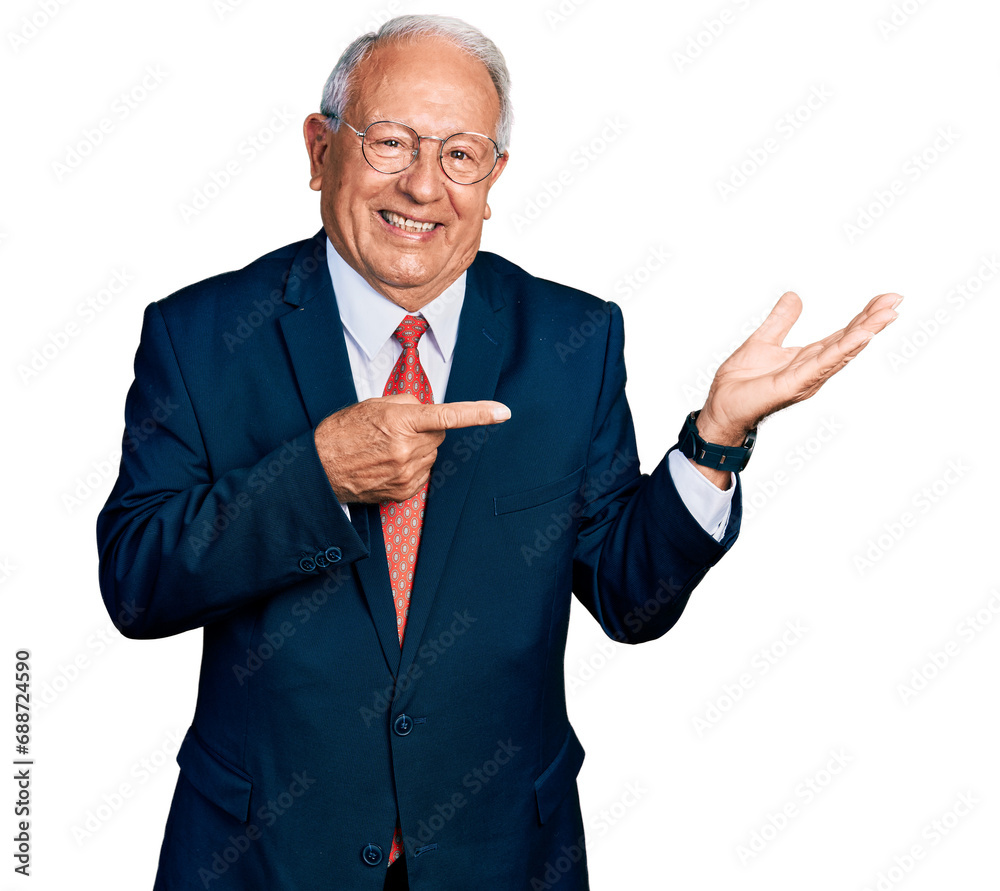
303, 35, 508, 311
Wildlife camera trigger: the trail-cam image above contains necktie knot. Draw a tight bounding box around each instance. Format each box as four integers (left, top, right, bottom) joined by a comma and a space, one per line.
393, 315, 429, 351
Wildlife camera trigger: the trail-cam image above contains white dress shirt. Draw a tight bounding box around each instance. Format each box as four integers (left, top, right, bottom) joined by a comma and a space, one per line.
325, 239, 735, 541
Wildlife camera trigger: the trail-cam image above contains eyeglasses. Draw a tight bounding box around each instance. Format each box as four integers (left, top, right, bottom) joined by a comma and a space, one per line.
329, 114, 502, 185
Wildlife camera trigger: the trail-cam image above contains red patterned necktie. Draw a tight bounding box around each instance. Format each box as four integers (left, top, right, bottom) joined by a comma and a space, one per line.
381, 315, 432, 867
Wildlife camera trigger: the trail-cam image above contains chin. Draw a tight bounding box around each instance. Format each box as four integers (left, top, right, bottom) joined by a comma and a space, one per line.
375, 262, 438, 289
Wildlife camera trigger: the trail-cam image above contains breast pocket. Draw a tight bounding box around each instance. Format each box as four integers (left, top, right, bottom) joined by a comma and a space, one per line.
493, 465, 586, 516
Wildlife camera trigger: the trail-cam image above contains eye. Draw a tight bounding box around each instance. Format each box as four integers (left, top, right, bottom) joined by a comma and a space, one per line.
446, 143, 482, 164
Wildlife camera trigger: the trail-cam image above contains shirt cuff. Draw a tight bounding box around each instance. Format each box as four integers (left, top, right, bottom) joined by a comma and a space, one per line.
667, 449, 735, 542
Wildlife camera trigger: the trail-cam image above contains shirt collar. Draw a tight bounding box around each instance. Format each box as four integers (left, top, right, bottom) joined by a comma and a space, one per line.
325, 237, 466, 363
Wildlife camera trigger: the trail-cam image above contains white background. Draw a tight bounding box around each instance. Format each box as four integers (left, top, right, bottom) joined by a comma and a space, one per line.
2, 0, 998, 887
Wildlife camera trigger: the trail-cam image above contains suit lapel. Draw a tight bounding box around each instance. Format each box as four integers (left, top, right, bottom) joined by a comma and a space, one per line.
277, 232, 402, 676
277, 233, 358, 426
397, 257, 507, 678
351, 506, 404, 676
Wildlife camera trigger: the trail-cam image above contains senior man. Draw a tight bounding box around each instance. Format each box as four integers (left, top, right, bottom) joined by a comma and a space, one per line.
97, 14, 899, 891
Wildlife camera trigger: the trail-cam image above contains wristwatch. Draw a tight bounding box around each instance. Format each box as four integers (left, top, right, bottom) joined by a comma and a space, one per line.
678, 410, 756, 472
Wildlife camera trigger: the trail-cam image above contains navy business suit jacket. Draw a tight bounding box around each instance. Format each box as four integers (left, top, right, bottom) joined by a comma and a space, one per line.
97, 230, 741, 889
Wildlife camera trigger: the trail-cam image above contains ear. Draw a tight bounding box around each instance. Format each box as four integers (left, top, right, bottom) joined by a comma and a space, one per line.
303, 113, 332, 191
489, 151, 509, 188
482, 151, 508, 219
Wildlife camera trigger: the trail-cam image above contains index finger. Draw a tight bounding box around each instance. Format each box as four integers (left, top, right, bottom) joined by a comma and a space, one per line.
408, 401, 512, 433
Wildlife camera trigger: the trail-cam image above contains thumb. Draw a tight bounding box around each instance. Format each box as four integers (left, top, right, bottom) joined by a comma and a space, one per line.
751, 291, 802, 346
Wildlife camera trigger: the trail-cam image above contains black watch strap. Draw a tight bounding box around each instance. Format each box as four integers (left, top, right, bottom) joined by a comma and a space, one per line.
677, 410, 756, 472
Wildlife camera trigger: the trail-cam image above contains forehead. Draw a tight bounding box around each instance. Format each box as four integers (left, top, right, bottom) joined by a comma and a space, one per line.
349, 35, 500, 137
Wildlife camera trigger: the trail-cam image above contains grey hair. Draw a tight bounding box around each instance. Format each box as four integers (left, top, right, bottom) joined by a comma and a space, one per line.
319, 14, 513, 154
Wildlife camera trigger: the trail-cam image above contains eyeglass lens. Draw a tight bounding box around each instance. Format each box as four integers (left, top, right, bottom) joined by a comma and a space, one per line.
361, 122, 497, 184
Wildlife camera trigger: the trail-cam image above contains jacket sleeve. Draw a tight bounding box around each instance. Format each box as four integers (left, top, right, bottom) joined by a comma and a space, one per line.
571, 301, 742, 643
96, 301, 369, 640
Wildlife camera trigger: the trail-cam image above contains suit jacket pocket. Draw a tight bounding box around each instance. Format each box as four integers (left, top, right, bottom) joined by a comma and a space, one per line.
176, 727, 254, 823
494, 466, 586, 516
534, 725, 586, 824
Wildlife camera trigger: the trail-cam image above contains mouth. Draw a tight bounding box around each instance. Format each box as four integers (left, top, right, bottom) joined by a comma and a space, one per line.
380, 210, 439, 233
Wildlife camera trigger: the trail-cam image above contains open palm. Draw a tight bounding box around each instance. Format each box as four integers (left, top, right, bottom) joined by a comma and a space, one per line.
699, 290, 901, 441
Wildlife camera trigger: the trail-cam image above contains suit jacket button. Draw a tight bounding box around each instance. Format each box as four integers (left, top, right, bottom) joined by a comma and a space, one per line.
361, 843, 383, 866
325, 546, 342, 563
298, 556, 316, 573
393, 714, 413, 736
314, 551, 329, 568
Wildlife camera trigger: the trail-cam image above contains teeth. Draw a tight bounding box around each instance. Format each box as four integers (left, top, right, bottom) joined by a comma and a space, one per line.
381, 210, 437, 232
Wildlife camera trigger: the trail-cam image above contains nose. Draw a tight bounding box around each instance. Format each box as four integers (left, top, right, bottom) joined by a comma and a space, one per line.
396, 136, 448, 203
